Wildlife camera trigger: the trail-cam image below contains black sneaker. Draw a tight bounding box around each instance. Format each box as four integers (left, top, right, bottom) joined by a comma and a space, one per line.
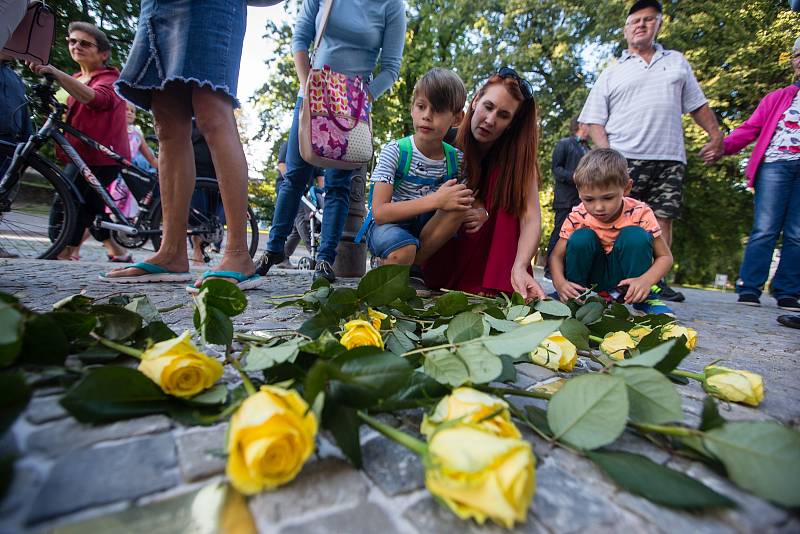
737, 293, 761, 306
777, 315, 800, 329
313, 259, 336, 283
254, 250, 285, 276
654, 280, 685, 302
777, 297, 800, 312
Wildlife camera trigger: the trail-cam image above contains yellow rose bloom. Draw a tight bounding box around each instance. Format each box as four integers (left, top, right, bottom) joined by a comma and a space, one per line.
340, 319, 383, 350
660, 324, 698, 350
425, 425, 535, 528
627, 325, 652, 343
703, 365, 764, 407
226, 385, 318, 494
367, 308, 388, 330
137, 331, 223, 398
530, 332, 577, 371
421, 387, 521, 439
515, 311, 543, 325
600, 331, 637, 361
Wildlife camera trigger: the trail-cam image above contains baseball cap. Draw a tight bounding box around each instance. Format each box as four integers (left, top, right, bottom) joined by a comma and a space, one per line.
628, 1, 662, 16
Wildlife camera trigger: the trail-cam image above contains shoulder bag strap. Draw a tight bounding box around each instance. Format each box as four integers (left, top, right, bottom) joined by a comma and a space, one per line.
309, 0, 335, 64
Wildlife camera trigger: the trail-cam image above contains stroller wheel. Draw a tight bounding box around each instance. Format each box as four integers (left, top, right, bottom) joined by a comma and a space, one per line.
297, 256, 315, 270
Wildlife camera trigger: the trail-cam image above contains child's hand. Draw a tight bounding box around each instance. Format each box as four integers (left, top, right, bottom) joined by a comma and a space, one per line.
618, 277, 651, 304
434, 179, 473, 211
554, 279, 586, 302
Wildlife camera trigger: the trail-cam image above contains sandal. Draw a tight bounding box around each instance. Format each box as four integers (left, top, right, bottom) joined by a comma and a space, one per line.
108, 253, 134, 263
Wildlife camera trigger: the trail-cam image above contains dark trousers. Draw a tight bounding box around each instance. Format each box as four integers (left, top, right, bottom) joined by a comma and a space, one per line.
565, 227, 653, 291
51, 164, 120, 246
546, 208, 572, 260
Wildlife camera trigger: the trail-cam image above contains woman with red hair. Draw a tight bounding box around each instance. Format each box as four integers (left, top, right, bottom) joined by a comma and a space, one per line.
421, 69, 545, 301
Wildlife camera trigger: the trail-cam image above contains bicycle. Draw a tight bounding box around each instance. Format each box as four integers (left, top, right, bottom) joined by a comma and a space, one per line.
0, 77, 259, 260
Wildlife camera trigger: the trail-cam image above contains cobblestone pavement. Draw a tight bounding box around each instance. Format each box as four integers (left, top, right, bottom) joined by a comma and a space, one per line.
1, 258, 798, 533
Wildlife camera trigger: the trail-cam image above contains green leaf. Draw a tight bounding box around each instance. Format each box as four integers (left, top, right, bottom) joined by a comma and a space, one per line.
422, 344, 502, 387
133, 321, 177, 345
483, 314, 519, 333
303, 360, 329, 405
326, 288, 359, 317
559, 318, 590, 350
423, 348, 469, 387
52, 294, 93, 312
356, 265, 410, 306
0, 454, 13, 502
607, 302, 630, 319
323, 403, 362, 467
588, 316, 636, 337
0, 303, 23, 366
299, 331, 345, 358
505, 305, 531, 320
385, 330, 416, 355
75, 345, 121, 363
181, 384, 228, 406
49, 311, 97, 341
382, 371, 449, 410
456, 343, 503, 384
124, 295, 162, 323
703, 422, 800, 507
60, 367, 170, 423
446, 312, 485, 343
199, 305, 233, 346
496, 354, 517, 383
199, 279, 248, 316
244, 340, 301, 371
0, 372, 31, 434
19, 314, 69, 366
433, 291, 470, 316
614, 339, 679, 368
298, 308, 339, 339
93, 305, 144, 341
699, 396, 726, 431
587, 451, 736, 509
331, 347, 413, 406
0, 292, 19, 305
612, 367, 683, 424
576, 301, 605, 325
524, 405, 553, 436
483, 319, 562, 359
533, 299, 572, 318
547, 374, 629, 449
310, 276, 330, 290
653, 338, 691, 374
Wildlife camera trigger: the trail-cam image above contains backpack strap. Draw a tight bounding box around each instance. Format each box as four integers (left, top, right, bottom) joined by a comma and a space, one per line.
442, 141, 458, 181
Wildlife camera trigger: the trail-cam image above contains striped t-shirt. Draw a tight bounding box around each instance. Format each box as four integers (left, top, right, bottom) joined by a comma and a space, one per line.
579, 44, 707, 164
559, 196, 662, 254
370, 137, 464, 203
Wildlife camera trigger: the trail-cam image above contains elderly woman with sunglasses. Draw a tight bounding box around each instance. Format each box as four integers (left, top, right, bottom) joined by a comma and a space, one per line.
29, 21, 132, 263
421, 68, 546, 301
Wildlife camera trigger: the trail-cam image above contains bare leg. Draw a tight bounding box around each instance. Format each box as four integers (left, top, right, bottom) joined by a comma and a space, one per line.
106, 83, 194, 277
415, 209, 466, 264
384, 244, 416, 265
103, 238, 128, 258
191, 87, 254, 285
656, 217, 673, 249
191, 235, 206, 265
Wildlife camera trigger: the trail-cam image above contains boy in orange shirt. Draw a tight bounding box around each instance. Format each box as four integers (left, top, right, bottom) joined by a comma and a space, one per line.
548, 148, 675, 315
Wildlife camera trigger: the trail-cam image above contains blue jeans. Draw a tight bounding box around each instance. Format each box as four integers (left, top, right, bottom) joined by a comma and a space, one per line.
267, 97, 353, 263
737, 160, 800, 299
366, 212, 434, 258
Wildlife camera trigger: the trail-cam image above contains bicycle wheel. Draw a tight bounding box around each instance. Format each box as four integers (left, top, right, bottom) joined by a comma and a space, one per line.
149, 177, 259, 258
0, 142, 79, 259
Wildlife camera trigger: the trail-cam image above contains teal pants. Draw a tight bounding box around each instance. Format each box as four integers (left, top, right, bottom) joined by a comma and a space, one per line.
565, 227, 654, 291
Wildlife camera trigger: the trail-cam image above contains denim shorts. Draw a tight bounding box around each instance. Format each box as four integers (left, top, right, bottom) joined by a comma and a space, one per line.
367, 212, 434, 258
116, 0, 246, 110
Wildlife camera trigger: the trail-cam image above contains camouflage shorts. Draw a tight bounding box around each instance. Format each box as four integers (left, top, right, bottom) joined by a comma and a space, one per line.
626, 159, 685, 219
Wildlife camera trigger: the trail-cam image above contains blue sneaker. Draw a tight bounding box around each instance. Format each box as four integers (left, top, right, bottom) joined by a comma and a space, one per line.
632, 293, 675, 316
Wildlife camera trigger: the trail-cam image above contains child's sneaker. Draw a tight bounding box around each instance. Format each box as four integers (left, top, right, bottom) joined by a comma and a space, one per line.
632, 293, 675, 317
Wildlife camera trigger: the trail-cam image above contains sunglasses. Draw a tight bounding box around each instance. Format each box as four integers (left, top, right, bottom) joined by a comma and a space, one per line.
66, 37, 97, 49
497, 67, 534, 100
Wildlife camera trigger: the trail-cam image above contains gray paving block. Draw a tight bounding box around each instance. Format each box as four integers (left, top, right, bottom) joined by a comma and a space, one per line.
25, 395, 68, 425
175, 424, 228, 482
361, 435, 424, 496
27, 433, 179, 524
404, 495, 549, 534
279, 502, 400, 534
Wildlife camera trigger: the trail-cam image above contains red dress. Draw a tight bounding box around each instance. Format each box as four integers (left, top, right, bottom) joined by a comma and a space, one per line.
423, 166, 525, 295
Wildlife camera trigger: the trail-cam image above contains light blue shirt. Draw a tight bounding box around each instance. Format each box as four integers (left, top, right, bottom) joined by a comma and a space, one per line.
292, 0, 406, 100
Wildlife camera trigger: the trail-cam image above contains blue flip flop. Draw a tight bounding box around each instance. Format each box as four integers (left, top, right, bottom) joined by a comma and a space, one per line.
186, 270, 264, 293
99, 262, 192, 283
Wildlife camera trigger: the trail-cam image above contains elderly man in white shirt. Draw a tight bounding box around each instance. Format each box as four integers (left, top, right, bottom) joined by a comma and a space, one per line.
578, 0, 723, 303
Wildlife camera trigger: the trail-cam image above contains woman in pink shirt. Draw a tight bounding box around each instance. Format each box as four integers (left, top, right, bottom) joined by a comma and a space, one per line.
711, 38, 800, 312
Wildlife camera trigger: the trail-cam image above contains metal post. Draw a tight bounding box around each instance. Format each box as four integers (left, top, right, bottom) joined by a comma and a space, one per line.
332, 163, 368, 277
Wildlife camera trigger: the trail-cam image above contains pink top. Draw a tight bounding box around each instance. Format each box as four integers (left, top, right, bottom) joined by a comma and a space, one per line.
723, 84, 800, 188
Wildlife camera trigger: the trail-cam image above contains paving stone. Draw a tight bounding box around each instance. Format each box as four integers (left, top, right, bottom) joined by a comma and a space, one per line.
278, 503, 401, 534
614, 492, 736, 534
27, 433, 179, 524
515, 362, 558, 382
604, 430, 672, 465
175, 424, 228, 482
26, 415, 172, 456
0, 464, 42, 532
25, 395, 68, 424
361, 435, 425, 496
248, 458, 369, 528
403, 495, 549, 534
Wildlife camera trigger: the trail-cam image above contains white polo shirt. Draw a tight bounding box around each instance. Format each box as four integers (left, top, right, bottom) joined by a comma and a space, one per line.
579, 44, 707, 164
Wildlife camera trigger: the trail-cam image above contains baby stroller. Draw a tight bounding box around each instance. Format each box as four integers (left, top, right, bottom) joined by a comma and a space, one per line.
294, 187, 323, 270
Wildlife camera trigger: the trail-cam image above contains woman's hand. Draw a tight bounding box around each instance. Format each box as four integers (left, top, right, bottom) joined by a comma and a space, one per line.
463, 206, 489, 234
27, 62, 63, 79
510, 265, 545, 303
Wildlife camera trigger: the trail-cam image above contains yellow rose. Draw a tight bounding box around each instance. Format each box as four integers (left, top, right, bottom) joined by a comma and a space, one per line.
515, 311, 543, 325
425, 425, 535, 528
660, 324, 698, 350
340, 319, 383, 350
137, 331, 223, 398
530, 332, 577, 371
367, 308, 388, 330
600, 331, 637, 361
703, 365, 764, 407
627, 325, 652, 343
226, 385, 318, 494
421, 387, 521, 439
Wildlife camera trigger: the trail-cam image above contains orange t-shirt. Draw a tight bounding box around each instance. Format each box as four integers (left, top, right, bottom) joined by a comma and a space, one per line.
559, 197, 661, 254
